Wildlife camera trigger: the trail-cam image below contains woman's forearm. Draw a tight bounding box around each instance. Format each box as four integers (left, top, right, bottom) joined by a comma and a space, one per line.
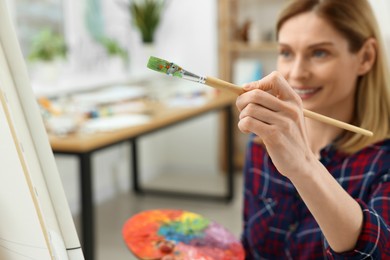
289, 159, 363, 253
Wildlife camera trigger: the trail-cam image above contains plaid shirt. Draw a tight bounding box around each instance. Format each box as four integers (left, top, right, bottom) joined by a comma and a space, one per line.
242, 136, 390, 259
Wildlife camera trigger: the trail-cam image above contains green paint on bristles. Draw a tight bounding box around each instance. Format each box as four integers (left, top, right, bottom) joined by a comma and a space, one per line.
146, 56, 168, 72
147, 56, 183, 78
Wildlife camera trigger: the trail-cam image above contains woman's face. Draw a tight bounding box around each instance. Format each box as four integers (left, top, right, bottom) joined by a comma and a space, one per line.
277, 12, 362, 117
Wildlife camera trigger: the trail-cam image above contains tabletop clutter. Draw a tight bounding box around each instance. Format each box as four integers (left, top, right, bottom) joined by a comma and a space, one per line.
37, 80, 215, 136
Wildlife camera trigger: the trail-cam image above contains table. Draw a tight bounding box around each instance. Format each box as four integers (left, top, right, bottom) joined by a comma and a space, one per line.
49, 91, 237, 260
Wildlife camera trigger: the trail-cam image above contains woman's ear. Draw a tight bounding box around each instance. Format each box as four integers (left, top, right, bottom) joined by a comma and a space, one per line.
357, 38, 377, 76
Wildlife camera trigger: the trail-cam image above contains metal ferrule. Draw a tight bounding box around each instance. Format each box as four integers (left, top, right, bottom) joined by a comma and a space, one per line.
182, 70, 206, 84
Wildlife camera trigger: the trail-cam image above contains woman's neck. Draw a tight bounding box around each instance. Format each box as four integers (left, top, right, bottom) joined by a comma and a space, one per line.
306, 118, 344, 158
305, 101, 354, 157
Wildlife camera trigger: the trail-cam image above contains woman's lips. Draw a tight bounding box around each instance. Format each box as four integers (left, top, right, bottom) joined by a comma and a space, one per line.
293, 87, 322, 99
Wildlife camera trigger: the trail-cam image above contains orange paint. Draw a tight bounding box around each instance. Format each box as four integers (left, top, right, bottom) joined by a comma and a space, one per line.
122, 209, 245, 260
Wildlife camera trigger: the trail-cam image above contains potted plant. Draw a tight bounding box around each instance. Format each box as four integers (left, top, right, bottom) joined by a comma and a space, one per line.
129, 0, 165, 43
28, 28, 67, 62
28, 28, 67, 83
99, 36, 129, 73
99, 37, 128, 61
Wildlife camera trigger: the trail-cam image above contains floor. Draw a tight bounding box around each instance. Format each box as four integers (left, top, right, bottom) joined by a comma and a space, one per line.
74, 172, 244, 260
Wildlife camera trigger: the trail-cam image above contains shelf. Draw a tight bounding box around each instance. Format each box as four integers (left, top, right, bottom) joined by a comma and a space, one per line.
228, 41, 278, 52
218, 0, 283, 170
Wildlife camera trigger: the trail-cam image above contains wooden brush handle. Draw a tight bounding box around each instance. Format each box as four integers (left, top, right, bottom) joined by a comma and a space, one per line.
205, 77, 245, 95
302, 109, 373, 136
205, 76, 373, 137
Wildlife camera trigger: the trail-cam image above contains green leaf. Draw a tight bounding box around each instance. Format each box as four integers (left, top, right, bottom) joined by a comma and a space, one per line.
98, 37, 128, 61
28, 28, 67, 62
129, 0, 165, 43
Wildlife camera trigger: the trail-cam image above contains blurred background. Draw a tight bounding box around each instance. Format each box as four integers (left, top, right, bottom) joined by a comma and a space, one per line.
9, 0, 221, 213
4, 0, 390, 259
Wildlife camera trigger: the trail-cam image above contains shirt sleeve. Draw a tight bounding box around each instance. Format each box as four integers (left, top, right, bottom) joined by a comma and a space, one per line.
326, 170, 390, 259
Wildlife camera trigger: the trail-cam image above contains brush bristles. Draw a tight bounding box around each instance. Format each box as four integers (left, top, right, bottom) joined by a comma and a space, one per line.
147, 56, 183, 78
147, 56, 168, 72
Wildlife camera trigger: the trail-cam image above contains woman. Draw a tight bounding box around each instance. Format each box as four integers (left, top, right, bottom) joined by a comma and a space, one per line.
236, 0, 390, 258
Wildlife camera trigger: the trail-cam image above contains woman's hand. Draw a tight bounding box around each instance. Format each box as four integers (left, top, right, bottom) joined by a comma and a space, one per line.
236, 71, 316, 178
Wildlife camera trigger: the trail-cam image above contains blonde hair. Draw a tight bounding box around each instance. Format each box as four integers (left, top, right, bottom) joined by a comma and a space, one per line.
276, 0, 390, 153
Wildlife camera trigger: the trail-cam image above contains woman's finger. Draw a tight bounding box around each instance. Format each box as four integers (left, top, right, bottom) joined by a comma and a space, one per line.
236, 88, 286, 113
243, 71, 300, 102
239, 103, 281, 125
237, 114, 272, 134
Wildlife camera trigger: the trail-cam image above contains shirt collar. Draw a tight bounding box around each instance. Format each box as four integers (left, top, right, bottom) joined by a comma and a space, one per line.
319, 143, 347, 165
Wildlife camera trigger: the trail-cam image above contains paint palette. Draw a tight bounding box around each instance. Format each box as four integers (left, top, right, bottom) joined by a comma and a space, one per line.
122, 209, 245, 260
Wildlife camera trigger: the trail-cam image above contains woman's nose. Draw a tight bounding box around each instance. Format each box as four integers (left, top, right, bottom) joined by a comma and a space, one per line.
289, 56, 310, 80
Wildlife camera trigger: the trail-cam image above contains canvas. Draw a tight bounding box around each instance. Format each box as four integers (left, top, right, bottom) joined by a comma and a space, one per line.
0, 0, 83, 259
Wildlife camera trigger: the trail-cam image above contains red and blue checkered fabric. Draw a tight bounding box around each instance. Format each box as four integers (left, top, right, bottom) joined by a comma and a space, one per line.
242, 136, 390, 259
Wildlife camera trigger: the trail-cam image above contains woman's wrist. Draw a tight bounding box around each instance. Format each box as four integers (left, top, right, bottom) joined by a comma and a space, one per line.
286, 152, 323, 183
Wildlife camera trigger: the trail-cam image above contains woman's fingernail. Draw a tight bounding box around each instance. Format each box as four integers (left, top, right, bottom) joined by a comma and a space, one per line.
243, 84, 251, 90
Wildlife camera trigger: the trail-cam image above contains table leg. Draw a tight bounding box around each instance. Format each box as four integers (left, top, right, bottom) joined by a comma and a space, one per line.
78, 152, 94, 260
130, 139, 141, 193
129, 105, 235, 202
225, 105, 234, 202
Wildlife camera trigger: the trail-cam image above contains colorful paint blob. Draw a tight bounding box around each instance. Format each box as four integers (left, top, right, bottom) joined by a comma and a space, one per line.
122, 209, 245, 260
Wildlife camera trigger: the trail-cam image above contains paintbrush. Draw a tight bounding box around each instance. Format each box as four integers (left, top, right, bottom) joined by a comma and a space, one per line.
147, 56, 373, 137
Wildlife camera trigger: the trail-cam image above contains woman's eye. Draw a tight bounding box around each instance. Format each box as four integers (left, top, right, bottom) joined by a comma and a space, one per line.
312, 49, 328, 58
279, 50, 292, 58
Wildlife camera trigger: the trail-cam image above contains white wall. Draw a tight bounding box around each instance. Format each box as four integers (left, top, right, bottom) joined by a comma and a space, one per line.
127, 0, 218, 76
56, 0, 219, 215
369, 0, 390, 62
63, 0, 218, 79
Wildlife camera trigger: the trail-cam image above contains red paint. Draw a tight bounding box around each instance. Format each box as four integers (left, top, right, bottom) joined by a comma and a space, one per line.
122, 209, 245, 260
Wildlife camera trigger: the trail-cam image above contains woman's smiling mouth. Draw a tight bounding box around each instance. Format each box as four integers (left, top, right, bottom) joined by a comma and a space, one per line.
293, 87, 322, 99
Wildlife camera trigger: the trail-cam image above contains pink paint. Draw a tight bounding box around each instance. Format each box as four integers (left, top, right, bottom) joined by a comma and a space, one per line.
122, 209, 245, 260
